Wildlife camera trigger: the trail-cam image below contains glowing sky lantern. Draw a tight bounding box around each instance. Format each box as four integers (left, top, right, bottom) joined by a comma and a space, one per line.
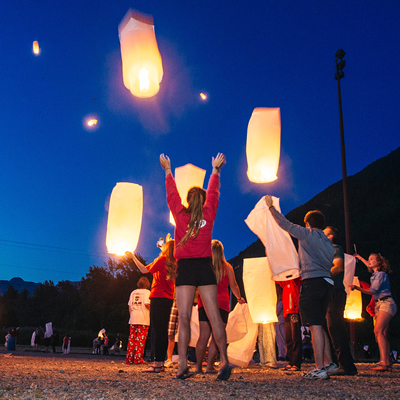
169, 163, 206, 225
87, 119, 98, 127
118, 9, 163, 98
344, 276, 364, 320
106, 182, 143, 255
33, 41, 40, 55
246, 107, 281, 183
243, 257, 278, 324
200, 93, 207, 100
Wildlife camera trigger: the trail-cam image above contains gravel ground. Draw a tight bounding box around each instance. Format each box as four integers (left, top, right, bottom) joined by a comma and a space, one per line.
1, 350, 399, 399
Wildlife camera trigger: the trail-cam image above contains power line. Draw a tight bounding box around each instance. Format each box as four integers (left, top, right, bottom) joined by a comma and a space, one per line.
0, 238, 109, 258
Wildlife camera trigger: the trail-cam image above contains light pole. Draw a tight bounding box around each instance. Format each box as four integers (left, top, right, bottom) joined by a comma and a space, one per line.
335, 49, 351, 254
335, 49, 356, 355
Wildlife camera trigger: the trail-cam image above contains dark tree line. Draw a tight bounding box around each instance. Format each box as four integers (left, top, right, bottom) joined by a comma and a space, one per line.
0, 254, 151, 336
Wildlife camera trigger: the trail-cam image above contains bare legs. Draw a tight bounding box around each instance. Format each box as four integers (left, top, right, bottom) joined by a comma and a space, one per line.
176, 284, 228, 376
374, 310, 393, 366
309, 325, 332, 369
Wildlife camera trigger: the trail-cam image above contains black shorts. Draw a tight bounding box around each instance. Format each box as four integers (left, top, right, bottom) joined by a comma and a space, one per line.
299, 277, 333, 326
198, 306, 229, 324
175, 257, 217, 287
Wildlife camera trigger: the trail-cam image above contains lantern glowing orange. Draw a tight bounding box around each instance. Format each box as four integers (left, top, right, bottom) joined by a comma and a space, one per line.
169, 164, 206, 225
246, 107, 281, 183
243, 257, 278, 324
344, 276, 363, 320
33, 41, 40, 55
87, 119, 98, 127
106, 182, 143, 255
118, 9, 163, 98
200, 93, 207, 100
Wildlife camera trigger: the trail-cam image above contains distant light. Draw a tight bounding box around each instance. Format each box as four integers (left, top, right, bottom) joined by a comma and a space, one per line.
33, 41, 40, 55
83, 115, 99, 131
87, 119, 98, 127
200, 93, 207, 100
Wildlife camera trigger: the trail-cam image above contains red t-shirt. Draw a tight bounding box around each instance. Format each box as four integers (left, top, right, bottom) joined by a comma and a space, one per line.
276, 277, 302, 317
198, 268, 230, 312
166, 173, 220, 261
147, 256, 175, 299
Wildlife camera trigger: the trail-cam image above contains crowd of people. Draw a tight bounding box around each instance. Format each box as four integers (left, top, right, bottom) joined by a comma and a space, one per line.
121, 152, 397, 381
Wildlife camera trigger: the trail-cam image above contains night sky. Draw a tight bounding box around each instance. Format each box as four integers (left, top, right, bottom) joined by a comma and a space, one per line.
1, 1, 399, 284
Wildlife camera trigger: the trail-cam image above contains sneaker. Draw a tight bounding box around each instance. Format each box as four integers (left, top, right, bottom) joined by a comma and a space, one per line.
302, 367, 329, 380
325, 362, 339, 376
164, 359, 174, 368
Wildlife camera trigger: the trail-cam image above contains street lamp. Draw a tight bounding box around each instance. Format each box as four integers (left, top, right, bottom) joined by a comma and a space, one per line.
335, 49, 351, 254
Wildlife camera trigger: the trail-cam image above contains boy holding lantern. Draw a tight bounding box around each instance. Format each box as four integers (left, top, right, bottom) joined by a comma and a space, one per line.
265, 196, 335, 380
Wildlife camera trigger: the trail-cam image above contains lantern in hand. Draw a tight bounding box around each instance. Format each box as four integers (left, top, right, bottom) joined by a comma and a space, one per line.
243, 257, 278, 324
119, 9, 163, 98
106, 182, 143, 255
169, 164, 206, 225
344, 276, 363, 320
246, 108, 281, 183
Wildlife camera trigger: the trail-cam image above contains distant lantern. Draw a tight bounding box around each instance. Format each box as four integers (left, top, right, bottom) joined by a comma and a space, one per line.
169, 164, 206, 225
344, 276, 363, 320
118, 9, 163, 98
243, 257, 278, 324
106, 182, 143, 255
87, 119, 98, 127
33, 41, 40, 55
200, 93, 207, 100
246, 107, 281, 183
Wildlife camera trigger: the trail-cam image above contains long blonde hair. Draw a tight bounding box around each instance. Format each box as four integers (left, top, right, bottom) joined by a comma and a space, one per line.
161, 240, 177, 280
178, 186, 206, 246
211, 240, 227, 284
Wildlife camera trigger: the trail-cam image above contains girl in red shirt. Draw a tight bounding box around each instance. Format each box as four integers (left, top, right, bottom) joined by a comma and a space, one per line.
195, 240, 245, 374
160, 153, 232, 381
129, 239, 176, 373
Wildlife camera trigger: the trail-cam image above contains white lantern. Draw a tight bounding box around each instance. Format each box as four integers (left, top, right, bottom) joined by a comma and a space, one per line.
245, 196, 299, 281
119, 9, 163, 98
246, 107, 281, 183
344, 276, 363, 321
106, 182, 143, 255
33, 41, 40, 55
169, 164, 206, 225
243, 257, 278, 324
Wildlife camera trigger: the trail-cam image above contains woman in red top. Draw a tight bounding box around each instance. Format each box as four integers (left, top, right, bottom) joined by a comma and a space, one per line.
160, 153, 233, 380
129, 239, 176, 373
195, 240, 245, 374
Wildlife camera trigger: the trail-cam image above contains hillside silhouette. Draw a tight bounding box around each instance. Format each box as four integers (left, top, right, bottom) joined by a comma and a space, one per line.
229, 146, 400, 301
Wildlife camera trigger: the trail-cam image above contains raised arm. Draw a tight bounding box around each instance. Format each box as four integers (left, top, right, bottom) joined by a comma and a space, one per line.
212, 152, 226, 176
160, 154, 172, 177
354, 254, 369, 268
126, 252, 150, 274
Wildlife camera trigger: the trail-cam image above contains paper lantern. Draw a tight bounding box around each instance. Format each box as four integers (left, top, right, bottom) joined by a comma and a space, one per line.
106, 182, 143, 255
344, 276, 363, 320
243, 257, 278, 324
33, 41, 40, 55
246, 107, 281, 183
245, 196, 299, 281
169, 163, 206, 225
118, 9, 163, 98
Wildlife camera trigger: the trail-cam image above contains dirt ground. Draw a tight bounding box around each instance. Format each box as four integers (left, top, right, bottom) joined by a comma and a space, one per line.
1, 349, 399, 399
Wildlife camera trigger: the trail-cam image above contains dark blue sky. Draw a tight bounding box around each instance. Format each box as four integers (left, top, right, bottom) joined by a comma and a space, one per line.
1, 1, 399, 283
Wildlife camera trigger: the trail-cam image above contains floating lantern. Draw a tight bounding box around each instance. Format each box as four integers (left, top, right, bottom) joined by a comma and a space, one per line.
344, 276, 363, 320
33, 41, 40, 55
243, 257, 278, 324
200, 93, 207, 100
169, 164, 206, 225
246, 107, 281, 183
106, 182, 143, 255
87, 119, 98, 127
118, 9, 163, 98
